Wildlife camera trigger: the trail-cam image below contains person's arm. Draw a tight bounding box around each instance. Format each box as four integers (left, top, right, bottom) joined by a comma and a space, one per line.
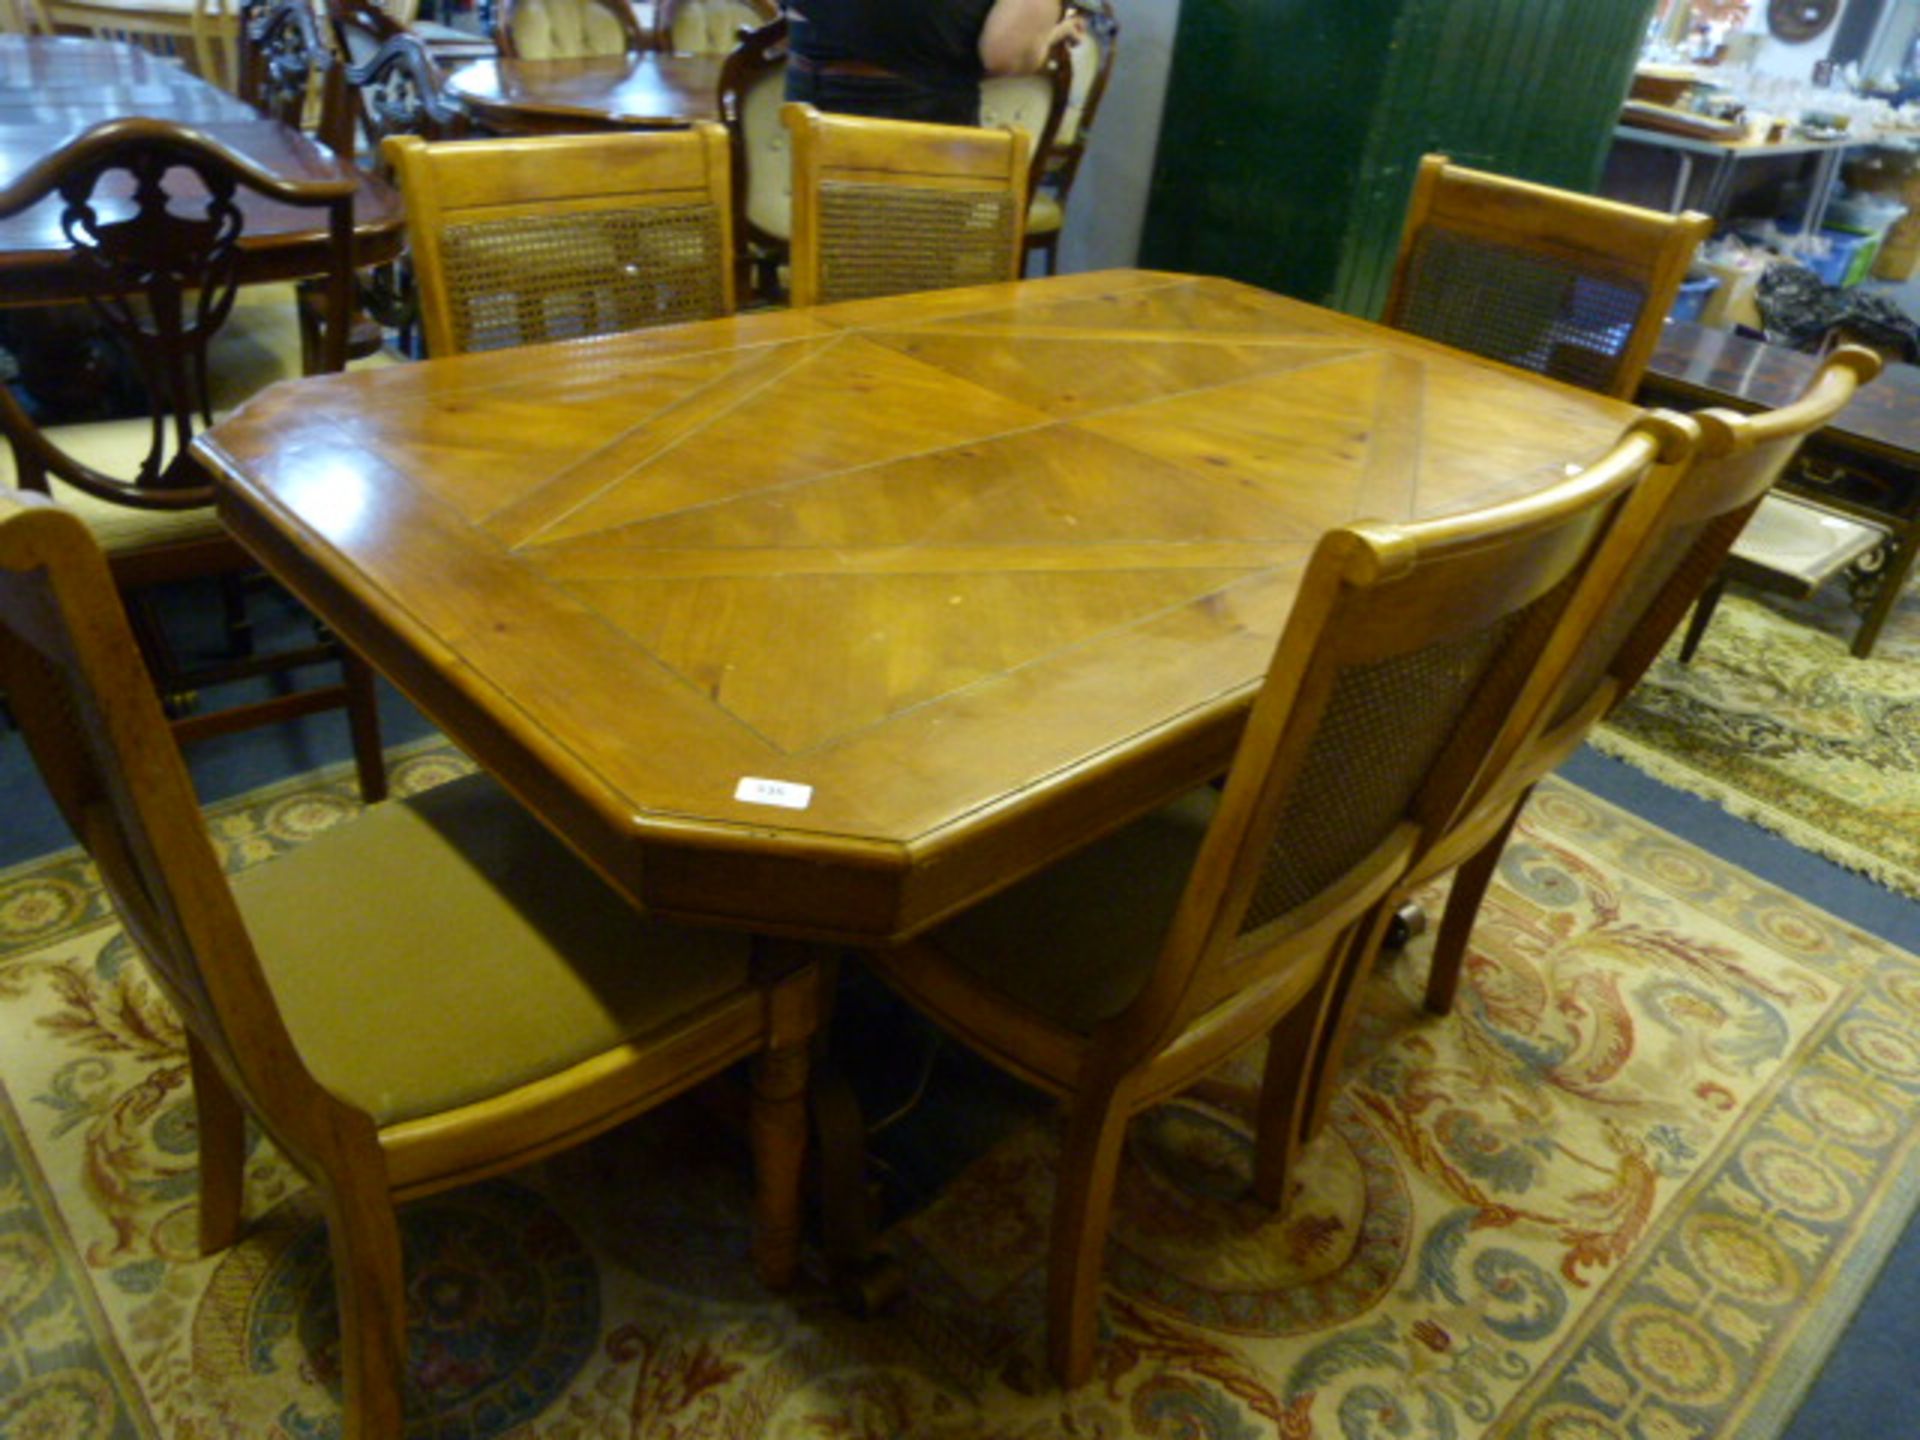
977, 0, 1082, 76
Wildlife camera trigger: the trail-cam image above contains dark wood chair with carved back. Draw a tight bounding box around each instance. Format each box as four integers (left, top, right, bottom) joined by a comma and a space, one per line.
0, 484, 822, 1440
495, 0, 644, 59
1383, 154, 1713, 402
334, 29, 470, 355
1023, 0, 1116, 276
384, 124, 734, 356
0, 118, 388, 800
782, 101, 1029, 308
980, 36, 1070, 209
1387, 349, 1881, 1036
717, 14, 788, 302
860, 417, 1685, 1386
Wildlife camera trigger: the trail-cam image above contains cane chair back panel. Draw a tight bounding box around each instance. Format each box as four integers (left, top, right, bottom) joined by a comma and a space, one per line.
783, 102, 1028, 308
497, 0, 642, 59
1384, 154, 1711, 401
385, 124, 734, 356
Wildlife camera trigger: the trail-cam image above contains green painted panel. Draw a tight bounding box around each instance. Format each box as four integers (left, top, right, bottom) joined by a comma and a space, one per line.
1142, 0, 1658, 313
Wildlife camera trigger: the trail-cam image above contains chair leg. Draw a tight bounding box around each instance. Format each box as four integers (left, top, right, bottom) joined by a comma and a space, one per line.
1423, 796, 1526, 1016
187, 1032, 247, 1254
1677, 574, 1728, 663
1046, 1092, 1131, 1388
316, 1176, 409, 1440
1298, 904, 1400, 1146
1252, 1002, 1318, 1208
341, 650, 388, 804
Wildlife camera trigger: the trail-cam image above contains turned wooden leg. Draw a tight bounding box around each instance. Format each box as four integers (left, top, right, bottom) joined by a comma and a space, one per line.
188, 1032, 247, 1254
751, 949, 822, 1291
1047, 1093, 1131, 1388
1424, 798, 1526, 1016
317, 1176, 409, 1440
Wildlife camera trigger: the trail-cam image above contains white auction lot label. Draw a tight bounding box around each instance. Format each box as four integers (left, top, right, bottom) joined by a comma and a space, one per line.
733, 776, 814, 810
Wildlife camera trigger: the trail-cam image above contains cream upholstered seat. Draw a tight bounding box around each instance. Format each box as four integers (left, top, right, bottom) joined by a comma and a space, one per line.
496, 0, 642, 59
862, 416, 1679, 1387
782, 101, 1029, 308
0, 486, 823, 1440
384, 124, 735, 355
1384, 153, 1712, 401
0, 119, 388, 800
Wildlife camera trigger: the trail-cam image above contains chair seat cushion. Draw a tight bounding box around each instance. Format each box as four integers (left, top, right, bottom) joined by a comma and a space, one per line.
1726, 492, 1890, 596
927, 786, 1217, 1033
234, 771, 752, 1126
3, 422, 228, 555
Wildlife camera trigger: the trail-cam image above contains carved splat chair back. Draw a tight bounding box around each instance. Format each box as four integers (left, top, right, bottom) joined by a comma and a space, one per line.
782, 101, 1029, 308
1383, 153, 1712, 401
384, 124, 735, 355
496, 0, 644, 59
346, 28, 469, 158
239, 0, 354, 157
0, 118, 353, 510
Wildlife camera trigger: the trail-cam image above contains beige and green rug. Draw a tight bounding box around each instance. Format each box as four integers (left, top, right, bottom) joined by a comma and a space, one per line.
1594, 583, 1920, 898
3, 749, 1919, 1437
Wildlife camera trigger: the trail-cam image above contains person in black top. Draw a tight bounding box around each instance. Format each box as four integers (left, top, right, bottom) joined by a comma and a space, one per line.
784, 0, 1082, 127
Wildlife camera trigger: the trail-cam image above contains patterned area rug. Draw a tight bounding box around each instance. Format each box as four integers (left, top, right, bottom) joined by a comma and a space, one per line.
1593, 582, 1920, 898
4, 748, 1920, 1437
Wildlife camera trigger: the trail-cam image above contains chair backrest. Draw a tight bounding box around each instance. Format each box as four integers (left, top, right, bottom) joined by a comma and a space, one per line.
495, 0, 643, 59
345, 28, 469, 159
979, 45, 1069, 207
384, 124, 734, 356
0, 490, 355, 1170
1, 0, 48, 34
239, 0, 355, 158
1041, 0, 1116, 202
328, 0, 404, 67
1383, 153, 1712, 401
0, 118, 355, 508
1094, 417, 1682, 1070
782, 101, 1029, 308
717, 14, 789, 251
660, 0, 770, 53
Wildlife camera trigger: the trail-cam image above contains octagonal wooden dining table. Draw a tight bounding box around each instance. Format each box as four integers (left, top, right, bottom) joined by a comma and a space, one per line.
196, 268, 1641, 945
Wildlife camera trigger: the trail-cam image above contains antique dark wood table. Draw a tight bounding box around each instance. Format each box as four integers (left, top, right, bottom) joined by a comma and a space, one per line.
444, 50, 725, 134
197, 269, 1640, 945
0, 34, 405, 303
1642, 318, 1920, 656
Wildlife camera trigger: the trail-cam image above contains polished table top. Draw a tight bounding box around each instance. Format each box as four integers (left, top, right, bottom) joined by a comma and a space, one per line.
198, 270, 1640, 943
0, 35, 404, 301
445, 50, 725, 133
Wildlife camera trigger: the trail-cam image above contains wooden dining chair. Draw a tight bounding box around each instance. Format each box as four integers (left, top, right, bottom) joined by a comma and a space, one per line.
717, 14, 790, 302
860, 420, 1669, 1386
1398, 348, 1880, 1031
0, 486, 822, 1440
979, 40, 1070, 209
658, 0, 773, 53
0, 117, 388, 801
1022, 0, 1118, 276
239, 0, 356, 158
1384, 153, 1713, 401
782, 101, 1029, 307
495, 0, 644, 59
383, 124, 735, 355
